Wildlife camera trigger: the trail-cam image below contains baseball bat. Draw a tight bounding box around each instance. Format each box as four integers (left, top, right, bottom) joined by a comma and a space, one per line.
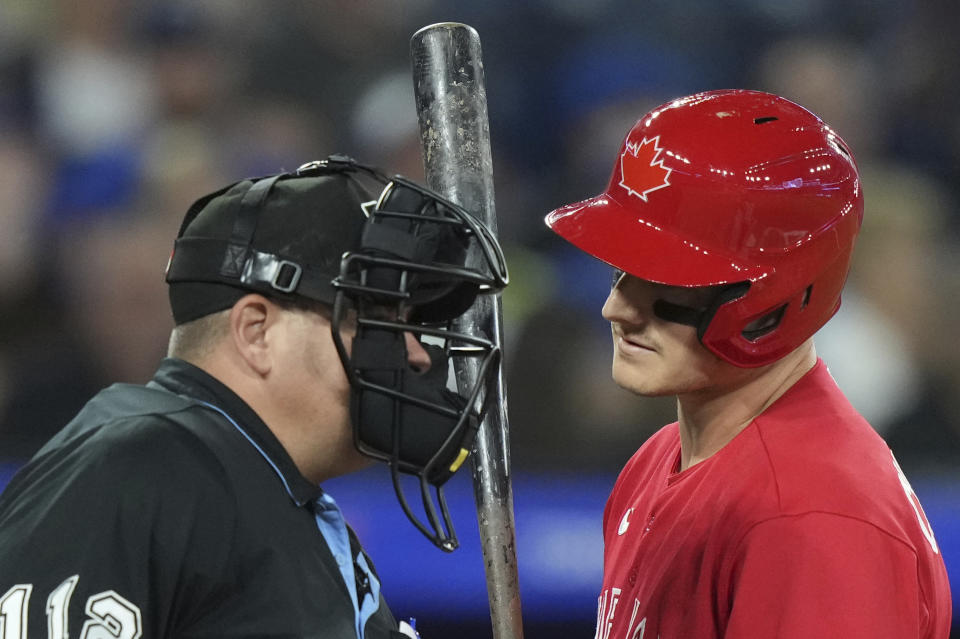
410, 23, 524, 639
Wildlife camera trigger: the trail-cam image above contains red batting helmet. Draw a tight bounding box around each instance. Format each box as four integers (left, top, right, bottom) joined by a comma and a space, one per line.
545, 89, 863, 367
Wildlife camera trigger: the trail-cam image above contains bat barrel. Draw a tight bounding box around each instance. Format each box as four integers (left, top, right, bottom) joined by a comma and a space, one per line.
411, 23, 497, 231
411, 23, 523, 639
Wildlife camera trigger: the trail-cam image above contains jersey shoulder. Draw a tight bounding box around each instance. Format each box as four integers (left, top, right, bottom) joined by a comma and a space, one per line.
0, 385, 245, 638
750, 361, 933, 549
0, 383, 237, 525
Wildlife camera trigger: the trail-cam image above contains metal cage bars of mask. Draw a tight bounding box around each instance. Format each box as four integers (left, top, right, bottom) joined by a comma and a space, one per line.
335, 253, 499, 303
346, 312, 501, 552
297, 156, 509, 293
331, 272, 504, 551
373, 175, 509, 294
326, 161, 508, 551
299, 157, 508, 300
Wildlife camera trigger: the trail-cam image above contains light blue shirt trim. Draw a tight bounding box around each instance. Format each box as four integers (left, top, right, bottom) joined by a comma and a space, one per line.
355, 552, 382, 635
192, 399, 380, 637
193, 399, 303, 504
315, 492, 381, 639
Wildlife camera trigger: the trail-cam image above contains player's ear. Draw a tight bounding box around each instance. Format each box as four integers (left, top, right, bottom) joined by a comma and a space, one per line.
228, 294, 277, 376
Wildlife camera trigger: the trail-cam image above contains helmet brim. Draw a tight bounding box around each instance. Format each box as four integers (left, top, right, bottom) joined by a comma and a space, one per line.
545, 193, 768, 287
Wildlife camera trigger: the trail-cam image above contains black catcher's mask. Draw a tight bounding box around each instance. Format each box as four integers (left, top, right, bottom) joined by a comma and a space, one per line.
323, 158, 508, 552
165, 155, 508, 551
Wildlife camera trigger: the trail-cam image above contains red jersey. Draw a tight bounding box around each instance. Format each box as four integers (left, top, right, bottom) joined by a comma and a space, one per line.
597, 359, 951, 639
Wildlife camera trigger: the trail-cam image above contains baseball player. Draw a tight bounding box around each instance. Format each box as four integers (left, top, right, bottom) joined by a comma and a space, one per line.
0, 156, 507, 637
545, 90, 951, 638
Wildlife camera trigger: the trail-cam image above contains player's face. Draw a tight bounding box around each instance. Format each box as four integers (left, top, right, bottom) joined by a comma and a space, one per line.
601, 274, 734, 397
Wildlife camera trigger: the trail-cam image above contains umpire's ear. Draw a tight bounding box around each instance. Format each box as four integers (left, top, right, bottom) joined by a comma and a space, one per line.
228, 293, 277, 377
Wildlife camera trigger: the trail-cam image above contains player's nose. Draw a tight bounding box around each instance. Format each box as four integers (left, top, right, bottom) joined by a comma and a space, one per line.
404, 332, 432, 373
602, 278, 652, 326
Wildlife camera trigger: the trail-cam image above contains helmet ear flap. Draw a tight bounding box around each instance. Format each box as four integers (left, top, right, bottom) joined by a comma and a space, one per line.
740, 284, 813, 342
741, 305, 787, 342
696, 282, 750, 343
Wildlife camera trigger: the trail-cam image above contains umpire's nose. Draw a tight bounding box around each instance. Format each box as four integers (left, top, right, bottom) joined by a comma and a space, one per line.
405, 333, 432, 373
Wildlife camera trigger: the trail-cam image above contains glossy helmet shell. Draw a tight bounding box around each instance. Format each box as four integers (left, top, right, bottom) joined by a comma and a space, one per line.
545, 89, 863, 367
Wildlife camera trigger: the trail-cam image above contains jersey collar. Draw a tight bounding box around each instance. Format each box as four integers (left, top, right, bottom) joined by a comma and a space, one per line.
151, 357, 323, 505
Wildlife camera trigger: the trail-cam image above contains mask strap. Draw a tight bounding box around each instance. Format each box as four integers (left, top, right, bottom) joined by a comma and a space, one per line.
219, 174, 283, 278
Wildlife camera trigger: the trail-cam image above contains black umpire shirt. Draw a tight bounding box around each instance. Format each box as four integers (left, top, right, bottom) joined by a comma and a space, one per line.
0, 358, 404, 638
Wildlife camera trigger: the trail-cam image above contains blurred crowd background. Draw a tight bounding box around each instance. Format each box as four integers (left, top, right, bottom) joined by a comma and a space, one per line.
0, 1, 957, 636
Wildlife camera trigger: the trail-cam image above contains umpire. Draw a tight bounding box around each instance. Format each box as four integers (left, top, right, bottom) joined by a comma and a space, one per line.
0, 157, 507, 638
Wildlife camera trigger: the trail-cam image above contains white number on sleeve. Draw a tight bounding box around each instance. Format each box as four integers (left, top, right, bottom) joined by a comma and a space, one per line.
0, 579, 142, 639
80, 591, 142, 639
0, 585, 32, 639
892, 450, 939, 554
47, 576, 79, 639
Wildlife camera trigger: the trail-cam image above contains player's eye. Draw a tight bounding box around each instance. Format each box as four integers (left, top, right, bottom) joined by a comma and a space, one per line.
611, 268, 625, 288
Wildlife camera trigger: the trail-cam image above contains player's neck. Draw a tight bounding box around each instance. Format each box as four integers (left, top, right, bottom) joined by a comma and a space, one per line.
675, 341, 817, 471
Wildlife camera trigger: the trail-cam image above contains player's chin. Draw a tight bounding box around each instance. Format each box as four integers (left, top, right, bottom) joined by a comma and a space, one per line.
610, 359, 673, 397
